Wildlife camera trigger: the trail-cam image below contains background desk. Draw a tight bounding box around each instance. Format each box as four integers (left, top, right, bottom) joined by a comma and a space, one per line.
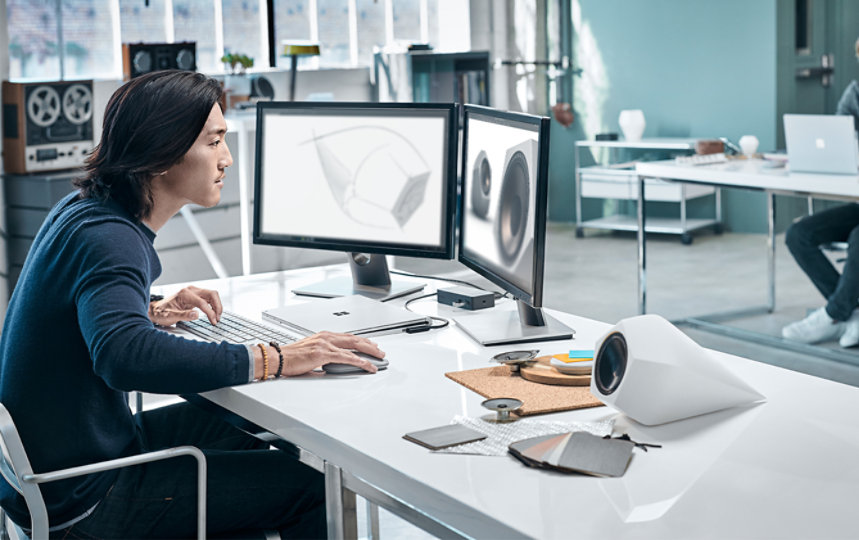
157, 265, 859, 539
636, 158, 859, 363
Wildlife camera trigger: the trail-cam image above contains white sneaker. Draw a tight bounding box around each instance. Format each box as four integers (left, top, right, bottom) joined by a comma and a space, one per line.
839, 310, 859, 348
781, 307, 845, 344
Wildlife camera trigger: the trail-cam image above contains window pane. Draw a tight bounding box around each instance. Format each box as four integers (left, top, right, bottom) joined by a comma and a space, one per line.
355, 0, 385, 67
392, 0, 421, 43
273, 0, 311, 68
119, 0, 168, 44
317, 0, 350, 67
62, 0, 117, 79
173, 0, 217, 71
223, 0, 265, 68
7, 0, 61, 80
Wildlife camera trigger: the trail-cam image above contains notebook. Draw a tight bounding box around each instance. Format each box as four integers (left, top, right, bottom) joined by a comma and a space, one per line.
262, 294, 430, 336
783, 114, 859, 174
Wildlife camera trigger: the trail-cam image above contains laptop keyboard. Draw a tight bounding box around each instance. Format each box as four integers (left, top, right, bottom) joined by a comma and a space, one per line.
178, 311, 301, 346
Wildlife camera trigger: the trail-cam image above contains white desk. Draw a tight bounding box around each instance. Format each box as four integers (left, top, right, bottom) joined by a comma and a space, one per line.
636, 158, 859, 363
157, 265, 859, 539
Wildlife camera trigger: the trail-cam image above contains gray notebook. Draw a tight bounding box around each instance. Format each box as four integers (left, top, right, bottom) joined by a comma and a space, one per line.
262, 294, 430, 336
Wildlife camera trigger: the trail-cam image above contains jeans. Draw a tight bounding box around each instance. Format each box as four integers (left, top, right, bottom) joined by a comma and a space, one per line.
785, 202, 859, 321
55, 402, 326, 539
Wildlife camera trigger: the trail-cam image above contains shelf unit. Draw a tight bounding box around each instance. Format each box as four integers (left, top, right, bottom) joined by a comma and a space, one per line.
574, 138, 722, 244
373, 50, 490, 106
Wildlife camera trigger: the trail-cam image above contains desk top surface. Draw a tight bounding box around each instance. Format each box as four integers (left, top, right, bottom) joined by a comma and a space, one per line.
637, 157, 859, 199
577, 137, 701, 150
157, 266, 859, 539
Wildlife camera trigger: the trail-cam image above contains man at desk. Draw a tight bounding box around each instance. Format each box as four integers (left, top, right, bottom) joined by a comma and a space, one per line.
782, 39, 859, 347
0, 70, 384, 537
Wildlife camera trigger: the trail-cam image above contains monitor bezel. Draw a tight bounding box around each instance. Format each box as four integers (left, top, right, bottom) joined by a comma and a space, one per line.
457, 104, 551, 308
252, 101, 459, 260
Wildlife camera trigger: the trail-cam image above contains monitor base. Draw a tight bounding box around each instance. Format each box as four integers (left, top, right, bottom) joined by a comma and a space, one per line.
293, 277, 424, 302
454, 308, 574, 347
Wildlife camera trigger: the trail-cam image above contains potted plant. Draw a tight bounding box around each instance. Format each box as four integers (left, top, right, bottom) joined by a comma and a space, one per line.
221, 52, 254, 105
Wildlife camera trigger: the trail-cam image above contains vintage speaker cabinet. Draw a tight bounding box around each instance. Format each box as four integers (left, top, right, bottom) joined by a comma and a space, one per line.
122, 42, 197, 79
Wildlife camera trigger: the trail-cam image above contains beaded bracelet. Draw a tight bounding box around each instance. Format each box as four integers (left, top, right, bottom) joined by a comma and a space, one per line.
257, 343, 269, 380
270, 341, 284, 378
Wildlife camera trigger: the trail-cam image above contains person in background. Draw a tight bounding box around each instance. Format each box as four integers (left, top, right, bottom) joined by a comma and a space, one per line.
782, 37, 859, 347
0, 70, 384, 538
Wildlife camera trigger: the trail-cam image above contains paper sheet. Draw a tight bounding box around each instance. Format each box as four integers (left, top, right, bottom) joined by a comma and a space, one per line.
432, 415, 614, 457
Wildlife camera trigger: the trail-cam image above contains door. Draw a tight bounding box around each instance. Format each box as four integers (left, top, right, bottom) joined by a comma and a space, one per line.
777, 0, 859, 148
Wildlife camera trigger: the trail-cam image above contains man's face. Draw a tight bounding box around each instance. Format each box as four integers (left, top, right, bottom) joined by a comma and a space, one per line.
159, 103, 232, 209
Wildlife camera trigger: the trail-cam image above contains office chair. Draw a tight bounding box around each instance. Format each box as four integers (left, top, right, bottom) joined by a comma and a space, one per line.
0, 403, 207, 540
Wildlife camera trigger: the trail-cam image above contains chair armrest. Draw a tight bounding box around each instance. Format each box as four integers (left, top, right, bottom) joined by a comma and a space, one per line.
23, 446, 206, 540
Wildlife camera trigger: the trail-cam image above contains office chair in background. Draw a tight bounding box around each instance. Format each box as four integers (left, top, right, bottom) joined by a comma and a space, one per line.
0, 403, 207, 539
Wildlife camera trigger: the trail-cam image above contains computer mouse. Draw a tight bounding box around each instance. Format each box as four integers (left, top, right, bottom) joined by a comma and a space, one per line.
322, 352, 389, 374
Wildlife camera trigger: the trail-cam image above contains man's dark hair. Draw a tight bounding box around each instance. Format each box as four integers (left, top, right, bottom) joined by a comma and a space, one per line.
75, 70, 224, 220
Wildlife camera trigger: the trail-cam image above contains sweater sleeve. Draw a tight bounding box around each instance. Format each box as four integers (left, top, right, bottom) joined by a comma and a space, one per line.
73, 220, 251, 394
836, 80, 859, 131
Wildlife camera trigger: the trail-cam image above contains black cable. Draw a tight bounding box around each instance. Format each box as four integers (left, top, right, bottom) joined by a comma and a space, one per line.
400, 292, 449, 332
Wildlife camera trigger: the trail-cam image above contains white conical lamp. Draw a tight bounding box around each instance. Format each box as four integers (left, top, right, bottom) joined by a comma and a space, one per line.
590, 314, 765, 425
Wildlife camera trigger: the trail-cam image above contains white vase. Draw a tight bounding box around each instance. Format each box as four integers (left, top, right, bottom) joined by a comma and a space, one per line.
739, 135, 759, 156
618, 109, 646, 142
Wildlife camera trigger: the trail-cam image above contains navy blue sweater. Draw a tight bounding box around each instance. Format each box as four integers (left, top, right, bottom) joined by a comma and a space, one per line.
0, 192, 250, 527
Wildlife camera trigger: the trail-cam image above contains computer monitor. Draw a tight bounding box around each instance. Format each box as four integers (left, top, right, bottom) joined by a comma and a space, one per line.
253, 101, 458, 301
455, 104, 573, 346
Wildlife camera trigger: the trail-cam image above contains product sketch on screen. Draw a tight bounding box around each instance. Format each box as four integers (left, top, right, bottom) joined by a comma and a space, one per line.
309, 125, 431, 229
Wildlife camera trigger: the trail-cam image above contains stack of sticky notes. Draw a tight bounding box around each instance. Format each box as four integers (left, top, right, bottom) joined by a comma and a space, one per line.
550, 350, 594, 375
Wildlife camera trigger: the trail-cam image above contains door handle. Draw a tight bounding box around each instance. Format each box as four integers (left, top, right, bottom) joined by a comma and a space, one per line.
796, 53, 835, 87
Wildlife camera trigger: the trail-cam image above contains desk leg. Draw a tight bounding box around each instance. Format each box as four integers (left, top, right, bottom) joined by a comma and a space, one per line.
767, 191, 776, 312
324, 461, 358, 540
179, 206, 229, 279
637, 174, 647, 314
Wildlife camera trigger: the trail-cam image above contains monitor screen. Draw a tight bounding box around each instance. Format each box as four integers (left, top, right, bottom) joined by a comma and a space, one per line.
459, 105, 549, 307
254, 102, 457, 258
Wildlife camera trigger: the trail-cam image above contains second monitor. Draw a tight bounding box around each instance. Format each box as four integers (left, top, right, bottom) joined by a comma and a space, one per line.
254, 101, 458, 300
455, 104, 573, 346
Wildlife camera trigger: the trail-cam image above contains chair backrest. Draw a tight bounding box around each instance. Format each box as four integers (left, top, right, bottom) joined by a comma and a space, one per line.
0, 403, 50, 536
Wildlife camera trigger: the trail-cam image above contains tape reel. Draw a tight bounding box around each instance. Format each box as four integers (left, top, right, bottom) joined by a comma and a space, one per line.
62, 84, 93, 125
26, 86, 62, 127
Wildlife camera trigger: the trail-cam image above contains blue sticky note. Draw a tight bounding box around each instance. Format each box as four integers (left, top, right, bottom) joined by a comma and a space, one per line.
569, 350, 595, 359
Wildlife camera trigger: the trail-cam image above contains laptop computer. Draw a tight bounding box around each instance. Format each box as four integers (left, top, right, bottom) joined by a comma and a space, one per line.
783, 114, 859, 174
262, 294, 431, 336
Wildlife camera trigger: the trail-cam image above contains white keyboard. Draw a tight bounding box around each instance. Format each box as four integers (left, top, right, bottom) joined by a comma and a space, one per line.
178, 310, 300, 345
674, 152, 727, 166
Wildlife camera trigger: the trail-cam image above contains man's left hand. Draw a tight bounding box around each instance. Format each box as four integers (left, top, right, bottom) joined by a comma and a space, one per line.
149, 286, 223, 326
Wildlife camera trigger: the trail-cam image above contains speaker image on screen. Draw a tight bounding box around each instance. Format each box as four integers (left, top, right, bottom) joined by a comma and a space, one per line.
470, 150, 492, 219
591, 314, 764, 426
495, 139, 536, 267
122, 42, 197, 79
2, 80, 95, 174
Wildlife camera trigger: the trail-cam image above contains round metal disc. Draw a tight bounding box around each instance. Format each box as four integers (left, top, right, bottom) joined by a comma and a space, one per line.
481, 397, 523, 411
491, 350, 539, 365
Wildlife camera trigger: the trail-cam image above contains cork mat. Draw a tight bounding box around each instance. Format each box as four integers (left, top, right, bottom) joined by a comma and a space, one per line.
445, 365, 604, 417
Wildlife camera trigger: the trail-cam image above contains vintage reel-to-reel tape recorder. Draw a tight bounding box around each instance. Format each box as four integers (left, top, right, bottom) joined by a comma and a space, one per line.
2, 80, 95, 174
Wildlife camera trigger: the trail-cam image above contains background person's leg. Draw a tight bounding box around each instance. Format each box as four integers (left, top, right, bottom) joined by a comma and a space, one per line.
785, 203, 859, 306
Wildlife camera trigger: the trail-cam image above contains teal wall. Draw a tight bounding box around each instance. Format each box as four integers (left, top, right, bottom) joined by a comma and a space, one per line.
548, 0, 778, 233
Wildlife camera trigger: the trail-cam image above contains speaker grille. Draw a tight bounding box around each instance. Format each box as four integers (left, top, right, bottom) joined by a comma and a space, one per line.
594, 332, 628, 395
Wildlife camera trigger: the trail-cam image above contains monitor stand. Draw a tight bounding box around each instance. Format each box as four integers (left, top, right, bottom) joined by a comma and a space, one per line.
292, 252, 424, 302
454, 300, 575, 346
